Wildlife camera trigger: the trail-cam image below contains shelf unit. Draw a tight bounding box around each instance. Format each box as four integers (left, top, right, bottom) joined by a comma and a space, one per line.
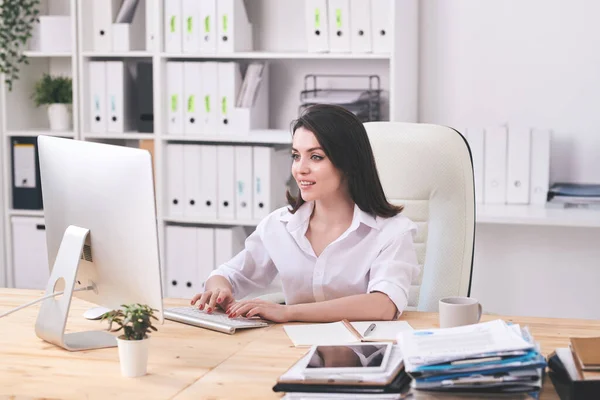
0, 0, 419, 289
476, 204, 600, 228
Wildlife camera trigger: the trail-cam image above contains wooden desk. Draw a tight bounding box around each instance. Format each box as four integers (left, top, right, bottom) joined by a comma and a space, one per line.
1, 289, 599, 399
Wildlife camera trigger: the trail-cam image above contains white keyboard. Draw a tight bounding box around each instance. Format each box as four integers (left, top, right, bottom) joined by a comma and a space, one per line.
164, 306, 269, 334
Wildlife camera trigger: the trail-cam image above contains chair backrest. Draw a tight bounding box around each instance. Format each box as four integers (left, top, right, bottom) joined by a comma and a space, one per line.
364, 122, 475, 312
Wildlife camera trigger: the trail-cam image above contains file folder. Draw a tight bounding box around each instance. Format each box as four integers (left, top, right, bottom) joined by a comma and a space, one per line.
507, 127, 531, 204
466, 128, 485, 204
530, 129, 551, 206
305, 0, 330, 52
166, 144, 185, 217
199, 145, 218, 218
350, 0, 373, 53
166, 225, 198, 299
199, 0, 217, 53
234, 146, 253, 220
253, 146, 292, 219
145, 0, 156, 51
197, 227, 215, 288
328, 0, 351, 53
217, 62, 242, 135
89, 61, 107, 133
135, 62, 154, 133
214, 227, 246, 267
216, 0, 253, 53
183, 145, 202, 217
167, 62, 184, 135
112, 23, 144, 52
182, 0, 201, 53
183, 62, 203, 136
200, 62, 219, 134
371, 0, 392, 53
217, 146, 236, 220
106, 61, 134, 133
484, 126, 508, 204
11, 137, 42, 210
11, 216, 49, 290
164, 0, 183, 53
91, 0, 120, 51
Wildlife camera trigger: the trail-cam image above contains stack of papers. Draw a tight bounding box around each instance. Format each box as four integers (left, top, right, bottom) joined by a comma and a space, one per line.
397, 320, 546, 395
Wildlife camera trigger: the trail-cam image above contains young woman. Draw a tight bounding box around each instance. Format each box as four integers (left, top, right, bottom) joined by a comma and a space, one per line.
191, 104, 419, 322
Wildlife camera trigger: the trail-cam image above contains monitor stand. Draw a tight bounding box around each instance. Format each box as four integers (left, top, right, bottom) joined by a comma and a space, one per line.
35, 225, 117, 351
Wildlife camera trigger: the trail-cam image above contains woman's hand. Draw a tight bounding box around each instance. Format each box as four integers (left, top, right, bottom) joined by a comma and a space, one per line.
190, 287, 235, 313
227, 299, 291, 323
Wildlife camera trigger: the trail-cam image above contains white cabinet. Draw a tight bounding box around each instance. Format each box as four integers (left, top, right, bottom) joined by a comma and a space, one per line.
11, 217, 49, 290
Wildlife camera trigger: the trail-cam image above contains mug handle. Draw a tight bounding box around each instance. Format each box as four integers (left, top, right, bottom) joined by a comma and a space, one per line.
477, 303, 482, 322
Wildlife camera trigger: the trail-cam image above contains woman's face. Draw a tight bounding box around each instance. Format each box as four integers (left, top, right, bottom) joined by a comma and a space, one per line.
291, 127, 345, 203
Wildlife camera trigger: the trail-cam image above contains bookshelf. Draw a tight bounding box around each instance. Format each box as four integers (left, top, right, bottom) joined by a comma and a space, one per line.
0, 0, 419, 290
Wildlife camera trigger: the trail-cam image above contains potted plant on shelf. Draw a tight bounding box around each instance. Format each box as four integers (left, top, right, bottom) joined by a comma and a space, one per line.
0, 0, 41, 91
32, 73, 72, 131
101, 304, 159, 378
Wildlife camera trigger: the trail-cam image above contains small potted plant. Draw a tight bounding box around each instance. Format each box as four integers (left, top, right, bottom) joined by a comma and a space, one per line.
101, 304, 158, 378
31, 73, 72, 131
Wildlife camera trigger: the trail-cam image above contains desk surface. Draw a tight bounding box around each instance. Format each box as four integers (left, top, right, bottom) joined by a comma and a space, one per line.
1, 289, 599, 399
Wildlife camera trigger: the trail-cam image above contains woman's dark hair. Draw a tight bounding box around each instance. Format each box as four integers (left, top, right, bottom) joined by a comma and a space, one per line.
286, 104, 403, 218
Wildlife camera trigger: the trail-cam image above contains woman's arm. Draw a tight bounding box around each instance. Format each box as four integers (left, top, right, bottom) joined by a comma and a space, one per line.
229, 291, 397, 322
287, 292, 397, 322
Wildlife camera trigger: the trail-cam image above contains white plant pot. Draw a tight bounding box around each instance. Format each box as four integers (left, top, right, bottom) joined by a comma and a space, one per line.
116, 336, 149, 378
47, 103, 71, 131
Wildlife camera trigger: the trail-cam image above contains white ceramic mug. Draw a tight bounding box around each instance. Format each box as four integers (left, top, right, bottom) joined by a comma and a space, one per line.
439, 297, 482, 328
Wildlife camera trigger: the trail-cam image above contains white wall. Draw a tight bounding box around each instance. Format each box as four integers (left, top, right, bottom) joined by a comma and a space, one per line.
419, 0, 600, 184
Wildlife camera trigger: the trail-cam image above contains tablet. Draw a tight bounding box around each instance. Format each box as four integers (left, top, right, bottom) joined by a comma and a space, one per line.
302, 343, 393, 375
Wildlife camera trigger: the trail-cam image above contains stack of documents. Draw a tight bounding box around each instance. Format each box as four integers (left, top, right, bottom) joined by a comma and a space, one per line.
547, 183, 600, 210
397, 320, 546, 395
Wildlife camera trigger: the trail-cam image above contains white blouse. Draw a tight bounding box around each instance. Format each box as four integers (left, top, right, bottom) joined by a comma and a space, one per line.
208, 201, 420, 314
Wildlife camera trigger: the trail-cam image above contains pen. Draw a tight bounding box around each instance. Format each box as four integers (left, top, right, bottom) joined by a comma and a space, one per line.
363, 323, 376, 337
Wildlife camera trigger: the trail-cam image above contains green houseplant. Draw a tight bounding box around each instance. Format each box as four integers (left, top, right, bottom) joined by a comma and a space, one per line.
101, 304, 158, 377
0, 0, 41, 91
32, 74, 73, 131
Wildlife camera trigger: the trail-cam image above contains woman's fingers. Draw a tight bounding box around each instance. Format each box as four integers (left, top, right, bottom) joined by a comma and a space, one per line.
206, 289, 221, 313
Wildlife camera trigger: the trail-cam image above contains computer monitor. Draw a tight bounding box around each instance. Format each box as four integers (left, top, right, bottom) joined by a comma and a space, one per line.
35, 136, 163, 351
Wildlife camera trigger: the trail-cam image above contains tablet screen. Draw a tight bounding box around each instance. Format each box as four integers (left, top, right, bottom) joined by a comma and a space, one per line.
306, 344, 389, 369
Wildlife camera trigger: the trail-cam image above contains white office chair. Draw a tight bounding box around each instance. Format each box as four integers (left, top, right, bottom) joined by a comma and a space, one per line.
364, 122, 476, 312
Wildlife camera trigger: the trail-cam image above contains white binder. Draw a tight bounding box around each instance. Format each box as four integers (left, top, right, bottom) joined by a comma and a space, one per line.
328, 0, 351, 53
166, 144, 185, 217
253, 146, 292, 219
183, 62, 203, 136
199, 0, 217, 53
217, 146, 236, 220
145, 0, 156, 51
200, 61, 219, 134
217, 62, 242, 135
371, 0, 392, 53
234, 146, 253, 220
182, 0, 201, 53
466, 128, 485, 204
164, 0, 183, 53
199, 145, 218, 218
530, 129, 551, 206
216, 0, 253, 53
507, 127, 531, 204
89, 61, 107, 133
106, 61, 134, 133
183, 145, 202, 217
166, 225, 198, 299
305, 0, 330, 52
214, 227, 246, 267
196, 227, 216, 288
350, 0, 372, 53
91, 0, 120, 51
11, 216, 49, 290
167, 62, 184, 135
484, 126, 508, 204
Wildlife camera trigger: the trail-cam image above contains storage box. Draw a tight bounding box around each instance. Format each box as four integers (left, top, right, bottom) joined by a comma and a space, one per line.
29, 16, 72, 53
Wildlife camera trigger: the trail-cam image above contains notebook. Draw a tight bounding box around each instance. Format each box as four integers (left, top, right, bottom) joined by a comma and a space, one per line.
283, 319, 413, 347
570, 337, 600, 371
